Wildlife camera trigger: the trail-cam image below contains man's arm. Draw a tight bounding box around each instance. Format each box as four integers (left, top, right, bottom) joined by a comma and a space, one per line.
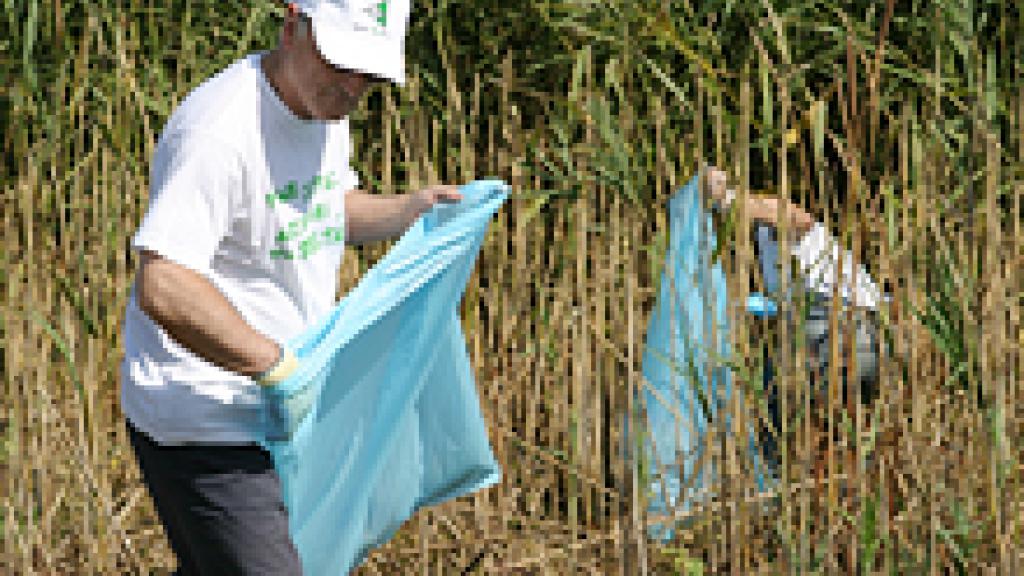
704, 167, 814, 240
703, 167, 879, 307
135, 250, 281, 378
134, 184, 462, 378
344, 185, 462, 244
744, 196, 815, 240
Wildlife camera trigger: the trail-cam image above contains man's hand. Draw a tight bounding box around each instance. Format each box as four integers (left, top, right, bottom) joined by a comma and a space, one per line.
256, 344, 300, 386
406, 185, 463, 221
345, 185, 463, 245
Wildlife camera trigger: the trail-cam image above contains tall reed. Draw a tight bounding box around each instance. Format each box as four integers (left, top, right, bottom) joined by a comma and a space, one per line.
3, 1, 1021, 573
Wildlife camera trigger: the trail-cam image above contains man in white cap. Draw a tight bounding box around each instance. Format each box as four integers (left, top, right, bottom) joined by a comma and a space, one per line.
120, 1, 455, 573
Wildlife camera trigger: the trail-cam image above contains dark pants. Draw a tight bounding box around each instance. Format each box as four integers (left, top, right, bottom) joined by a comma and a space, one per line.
127, 419, 303, 576
758, 304, 881, 470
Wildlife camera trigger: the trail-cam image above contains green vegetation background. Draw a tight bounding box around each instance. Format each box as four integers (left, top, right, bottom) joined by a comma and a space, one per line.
3, 1, 1022, 573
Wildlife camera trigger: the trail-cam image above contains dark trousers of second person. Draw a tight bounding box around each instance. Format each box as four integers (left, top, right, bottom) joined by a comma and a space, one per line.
127, 419, 303, 575
758, 302, 881, 471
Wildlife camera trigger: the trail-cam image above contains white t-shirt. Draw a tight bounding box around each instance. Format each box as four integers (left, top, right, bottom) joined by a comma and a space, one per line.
120, 53, 358, 445
790, 223, 882, 309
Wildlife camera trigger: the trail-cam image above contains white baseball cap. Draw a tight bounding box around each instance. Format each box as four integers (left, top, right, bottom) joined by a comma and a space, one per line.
291, 0, 410, 85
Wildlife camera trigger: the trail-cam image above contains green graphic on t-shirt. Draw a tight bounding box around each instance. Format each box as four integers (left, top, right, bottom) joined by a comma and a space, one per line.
275, 202, 329, 243
265, 173, 338, 208
268, 172, 344, 261
269, 247, 294, 260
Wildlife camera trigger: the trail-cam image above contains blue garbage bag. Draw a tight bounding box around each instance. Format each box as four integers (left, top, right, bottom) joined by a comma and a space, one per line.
258, 180, 507, 575
639, 175, 768, 542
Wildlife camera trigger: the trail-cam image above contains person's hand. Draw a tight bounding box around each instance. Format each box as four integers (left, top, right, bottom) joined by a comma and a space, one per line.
257, 344, 316, 441
256, 343, 299, 387
705, 166, 731, 208
407, 185, 463, 220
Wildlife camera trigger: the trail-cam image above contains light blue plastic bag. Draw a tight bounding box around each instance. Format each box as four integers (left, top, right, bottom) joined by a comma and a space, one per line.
258, 180, 507, 575
640, 175, 768, 541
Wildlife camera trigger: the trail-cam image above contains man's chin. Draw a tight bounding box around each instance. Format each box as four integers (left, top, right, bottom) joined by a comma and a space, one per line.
313, 103, 354, 122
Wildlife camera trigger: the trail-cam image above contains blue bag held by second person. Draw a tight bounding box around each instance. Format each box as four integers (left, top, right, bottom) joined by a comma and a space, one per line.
639, 174, 769, 542
258, 180, 507, 575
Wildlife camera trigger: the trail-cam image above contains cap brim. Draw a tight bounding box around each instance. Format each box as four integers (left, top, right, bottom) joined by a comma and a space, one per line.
310, 18, 406, 86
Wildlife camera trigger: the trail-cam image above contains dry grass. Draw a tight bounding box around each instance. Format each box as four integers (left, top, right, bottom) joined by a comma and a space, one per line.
3, 1, 1023, 573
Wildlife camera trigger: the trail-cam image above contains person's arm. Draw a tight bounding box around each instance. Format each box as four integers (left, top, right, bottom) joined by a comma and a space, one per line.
702, 167, 878, 307
744, 196, 815, 240
131, 133, 300, 385
704, 166, 814, 240
135, 249, 282, 379
345, 185, 463, 244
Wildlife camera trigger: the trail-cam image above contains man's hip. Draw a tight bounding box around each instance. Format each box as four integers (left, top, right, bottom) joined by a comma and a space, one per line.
126, 418, 302, 575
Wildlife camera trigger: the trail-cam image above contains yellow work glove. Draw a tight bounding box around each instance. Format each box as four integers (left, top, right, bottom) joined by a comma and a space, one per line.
256, 345, 299, 387
258, 344, 314, 441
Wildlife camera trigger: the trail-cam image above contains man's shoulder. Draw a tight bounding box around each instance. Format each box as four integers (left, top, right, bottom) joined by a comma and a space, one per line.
162, 55, 262, 142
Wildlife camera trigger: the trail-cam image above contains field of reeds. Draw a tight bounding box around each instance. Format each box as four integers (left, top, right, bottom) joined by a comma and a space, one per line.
3, 1, 1022, 573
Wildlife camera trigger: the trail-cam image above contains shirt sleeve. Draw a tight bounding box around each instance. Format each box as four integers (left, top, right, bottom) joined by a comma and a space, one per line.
132, 132, 243, 275
790, 223, 881, 309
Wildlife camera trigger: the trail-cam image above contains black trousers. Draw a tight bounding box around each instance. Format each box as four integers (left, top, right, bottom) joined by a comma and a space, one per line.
127, 419, 303, 576
757, 304, 881, 470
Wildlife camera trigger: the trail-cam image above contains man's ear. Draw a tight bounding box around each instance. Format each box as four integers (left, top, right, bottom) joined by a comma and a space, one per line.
280, 12, 297, 47
281, 3, 307, 48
